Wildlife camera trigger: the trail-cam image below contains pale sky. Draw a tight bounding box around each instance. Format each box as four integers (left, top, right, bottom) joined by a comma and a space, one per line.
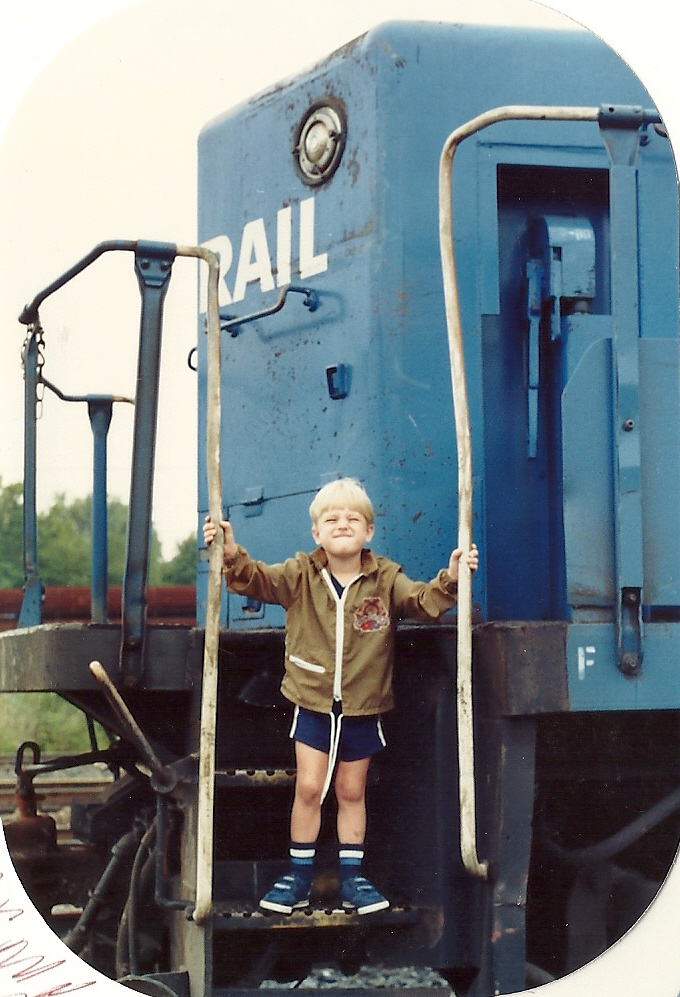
0, 0, 677, 557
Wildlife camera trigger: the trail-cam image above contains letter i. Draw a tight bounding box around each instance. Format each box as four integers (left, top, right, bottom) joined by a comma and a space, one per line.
277, 206, 292, 286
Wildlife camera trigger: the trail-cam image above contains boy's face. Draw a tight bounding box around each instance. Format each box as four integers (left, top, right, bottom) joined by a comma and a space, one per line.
311, 506, 374, 558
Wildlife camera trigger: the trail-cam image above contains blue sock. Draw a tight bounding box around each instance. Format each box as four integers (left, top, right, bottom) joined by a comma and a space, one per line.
338, 843, 364, 884
290, 841, 315, 888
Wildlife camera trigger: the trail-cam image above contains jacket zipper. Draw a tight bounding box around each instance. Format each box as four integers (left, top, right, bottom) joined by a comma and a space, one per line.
321, 568, 361, 702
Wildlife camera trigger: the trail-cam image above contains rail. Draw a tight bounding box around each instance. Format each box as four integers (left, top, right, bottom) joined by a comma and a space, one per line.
18, 240, 223, 924
438, 102, 660, 881
0, 768, 112, 820
178, 245, 223, 925
42, 379, 135, 623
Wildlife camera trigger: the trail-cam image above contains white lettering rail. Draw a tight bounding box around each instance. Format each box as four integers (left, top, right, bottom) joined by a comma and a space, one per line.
200, 195, 327, 309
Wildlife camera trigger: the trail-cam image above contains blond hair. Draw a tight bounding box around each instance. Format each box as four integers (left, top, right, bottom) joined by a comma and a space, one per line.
309, 478, 374, 527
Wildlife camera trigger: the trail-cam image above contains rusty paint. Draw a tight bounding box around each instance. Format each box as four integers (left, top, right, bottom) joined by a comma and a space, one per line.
0, 586, 196, 632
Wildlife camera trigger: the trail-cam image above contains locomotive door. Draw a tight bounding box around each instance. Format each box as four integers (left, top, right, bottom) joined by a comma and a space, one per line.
481, 152, 612, 624
481, 139, 680, 676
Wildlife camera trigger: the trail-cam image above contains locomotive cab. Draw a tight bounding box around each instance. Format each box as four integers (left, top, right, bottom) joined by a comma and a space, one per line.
193, 19, 679, 993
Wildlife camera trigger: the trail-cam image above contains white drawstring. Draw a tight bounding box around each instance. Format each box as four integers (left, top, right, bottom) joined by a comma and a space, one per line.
320, 706, 343, 803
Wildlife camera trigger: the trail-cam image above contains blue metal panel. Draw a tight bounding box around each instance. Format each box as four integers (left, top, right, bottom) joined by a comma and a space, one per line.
639, 338, 680, 607
562, 327, 616, 611
567, 624, 680, 710
224, 492, 313, 629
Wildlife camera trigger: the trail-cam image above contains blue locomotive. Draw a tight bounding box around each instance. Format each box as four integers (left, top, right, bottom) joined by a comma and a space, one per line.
1, 18, 678, 997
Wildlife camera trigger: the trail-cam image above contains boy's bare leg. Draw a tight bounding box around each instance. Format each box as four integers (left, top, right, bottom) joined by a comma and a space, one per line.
334, 757, 371, 844
290, 740, 328, 842
335, 756, 389, 911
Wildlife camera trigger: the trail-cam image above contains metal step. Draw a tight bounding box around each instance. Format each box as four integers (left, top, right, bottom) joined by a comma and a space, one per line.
213, 990, 453, 997
212, 901, 418, 932
216, 768, 296, 788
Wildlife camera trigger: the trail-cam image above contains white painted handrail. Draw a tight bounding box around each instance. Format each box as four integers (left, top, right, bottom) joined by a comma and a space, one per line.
438, 105, 599, 881
176, 244, 223, 925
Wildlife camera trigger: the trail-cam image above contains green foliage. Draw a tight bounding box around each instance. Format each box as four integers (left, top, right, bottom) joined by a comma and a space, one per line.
38, 494, 92, 586
38, 493, 166, 586
0, 481, 198, 756
0, 693, 103, 756
0, 480, 192, 589
160, 533, 198, 585
0, 480, 24, 588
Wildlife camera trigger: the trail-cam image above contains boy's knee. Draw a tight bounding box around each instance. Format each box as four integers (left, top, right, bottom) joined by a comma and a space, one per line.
334, 771, 366, 806
295, 774, 324, 808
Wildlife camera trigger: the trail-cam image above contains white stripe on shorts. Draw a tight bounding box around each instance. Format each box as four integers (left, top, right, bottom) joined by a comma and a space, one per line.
289, 704, 300, 739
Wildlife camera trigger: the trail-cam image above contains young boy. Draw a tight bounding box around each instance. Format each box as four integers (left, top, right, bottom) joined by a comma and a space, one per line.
203, 478, 478, 915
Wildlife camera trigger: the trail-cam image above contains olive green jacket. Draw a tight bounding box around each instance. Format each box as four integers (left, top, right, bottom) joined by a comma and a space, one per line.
223, 545, 457, 716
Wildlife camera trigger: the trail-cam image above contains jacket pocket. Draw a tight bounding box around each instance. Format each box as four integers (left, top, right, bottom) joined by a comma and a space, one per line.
289, 654, 325, 674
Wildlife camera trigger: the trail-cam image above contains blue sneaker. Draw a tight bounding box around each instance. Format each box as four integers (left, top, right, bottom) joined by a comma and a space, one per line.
259, 872, 311, 914
340, 875, 389, 915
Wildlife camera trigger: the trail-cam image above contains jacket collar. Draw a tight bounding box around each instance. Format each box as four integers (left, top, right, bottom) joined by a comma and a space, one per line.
310, 546, 379, 577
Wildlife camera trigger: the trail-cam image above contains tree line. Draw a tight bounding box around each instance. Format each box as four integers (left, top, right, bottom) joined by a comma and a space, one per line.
0, 479, 198, 757
0, 478, 196, 589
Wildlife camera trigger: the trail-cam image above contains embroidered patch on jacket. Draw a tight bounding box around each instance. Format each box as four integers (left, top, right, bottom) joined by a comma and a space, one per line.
353, 597, 390, 632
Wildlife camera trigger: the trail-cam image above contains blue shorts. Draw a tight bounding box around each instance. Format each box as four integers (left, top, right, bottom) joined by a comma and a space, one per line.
290, 704, 387, 762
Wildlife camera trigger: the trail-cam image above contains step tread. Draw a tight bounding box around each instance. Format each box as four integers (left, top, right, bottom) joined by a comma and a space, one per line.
214, 990, 452, 997
215, 767, 297, 786
213, 901, 417, 931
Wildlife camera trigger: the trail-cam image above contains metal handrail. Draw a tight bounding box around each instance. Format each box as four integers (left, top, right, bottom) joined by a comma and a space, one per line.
439, 101, 661, 879
175, 244, 223, 925
17, 239, 223, 923
39, 377, 134, 624
438, 104, 606, 881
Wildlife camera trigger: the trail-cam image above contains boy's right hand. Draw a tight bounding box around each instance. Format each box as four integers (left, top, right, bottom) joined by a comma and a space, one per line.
203, 516, 238, 561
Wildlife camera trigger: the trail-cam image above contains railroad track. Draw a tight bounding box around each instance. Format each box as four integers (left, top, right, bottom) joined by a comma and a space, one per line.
0, 761, 114, 830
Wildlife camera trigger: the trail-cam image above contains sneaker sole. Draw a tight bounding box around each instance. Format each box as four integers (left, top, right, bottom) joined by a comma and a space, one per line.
342, 899, 390, 915
259, 898, 310, 914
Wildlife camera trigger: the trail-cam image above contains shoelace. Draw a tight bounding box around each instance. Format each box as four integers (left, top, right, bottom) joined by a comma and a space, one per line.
273, 873, 303, 891
347, 876, 378, 894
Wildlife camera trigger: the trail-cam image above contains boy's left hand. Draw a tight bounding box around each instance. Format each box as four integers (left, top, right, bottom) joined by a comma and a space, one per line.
447, 543, 479, 583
